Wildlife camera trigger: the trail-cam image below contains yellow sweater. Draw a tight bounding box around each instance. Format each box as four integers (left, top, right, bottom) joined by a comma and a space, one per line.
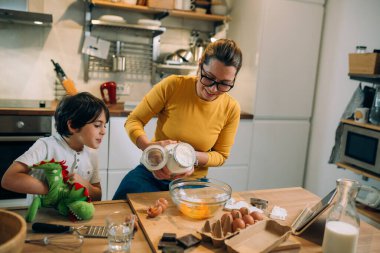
125, 75, 241, 178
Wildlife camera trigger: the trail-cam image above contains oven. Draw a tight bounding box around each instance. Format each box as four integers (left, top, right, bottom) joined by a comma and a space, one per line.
0, 115, 52, 207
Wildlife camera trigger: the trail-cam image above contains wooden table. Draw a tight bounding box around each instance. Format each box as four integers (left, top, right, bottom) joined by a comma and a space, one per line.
10, 200, 151, 253
8, 187, 380, 252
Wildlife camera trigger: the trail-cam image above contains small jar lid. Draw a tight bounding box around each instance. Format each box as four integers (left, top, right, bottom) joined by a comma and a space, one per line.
140, 145, 168, 171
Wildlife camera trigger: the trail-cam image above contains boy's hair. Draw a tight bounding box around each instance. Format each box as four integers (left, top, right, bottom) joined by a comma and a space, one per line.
55, 92, 110, 137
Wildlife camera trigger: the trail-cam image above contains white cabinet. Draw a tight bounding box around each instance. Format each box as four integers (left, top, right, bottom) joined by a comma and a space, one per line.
253, 0, 324, 118
248, 120, 310, 189
229, 0, 324, 189
208, 119, 253, 191
106, 117, 157, 199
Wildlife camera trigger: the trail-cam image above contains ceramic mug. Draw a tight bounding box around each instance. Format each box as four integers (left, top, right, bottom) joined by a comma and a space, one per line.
354, 107, 369, 123
100, 81, 117, 104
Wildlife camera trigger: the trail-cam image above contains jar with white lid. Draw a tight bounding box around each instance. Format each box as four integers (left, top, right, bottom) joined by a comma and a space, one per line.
141, 143, 196, 175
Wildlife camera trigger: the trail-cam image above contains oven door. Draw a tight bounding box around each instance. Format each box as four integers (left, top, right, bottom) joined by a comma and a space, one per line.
0, 136, 42, 207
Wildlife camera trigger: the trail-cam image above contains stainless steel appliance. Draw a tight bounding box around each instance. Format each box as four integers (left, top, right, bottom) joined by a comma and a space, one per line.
0, 115, 52, 207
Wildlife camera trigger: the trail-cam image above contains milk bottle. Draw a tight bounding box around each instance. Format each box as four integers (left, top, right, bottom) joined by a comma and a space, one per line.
322, 178, 360, 253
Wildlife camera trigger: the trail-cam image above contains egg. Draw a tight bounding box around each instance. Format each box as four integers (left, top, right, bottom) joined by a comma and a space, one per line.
250, 211, 265, 221
232, 218, 246, 232
231, 209, 242, 219
242, 214, 255, 226
239, 207, 249, 216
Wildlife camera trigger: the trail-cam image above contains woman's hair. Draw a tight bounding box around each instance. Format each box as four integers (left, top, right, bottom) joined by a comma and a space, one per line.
200, 39, 243, 73
55, 92, 110, 137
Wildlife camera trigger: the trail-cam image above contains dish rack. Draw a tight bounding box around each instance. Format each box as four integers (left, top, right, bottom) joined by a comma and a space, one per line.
87, 40, 153, 82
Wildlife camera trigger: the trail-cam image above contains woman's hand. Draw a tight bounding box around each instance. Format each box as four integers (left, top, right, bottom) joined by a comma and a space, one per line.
171, 166, 194, 180
152, 166, 172, 180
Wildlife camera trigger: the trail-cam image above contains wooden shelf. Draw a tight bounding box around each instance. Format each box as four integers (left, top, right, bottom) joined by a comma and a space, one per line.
341, 119, 380, 131
336, 162, 380, 181
90, 0, 229, 22
349, 74, 380, 84
356, 203, 380, 225
90, 20, 165, 37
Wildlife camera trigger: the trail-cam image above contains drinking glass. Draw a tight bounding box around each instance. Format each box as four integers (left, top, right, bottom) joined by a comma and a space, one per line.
106, 211, 135, 253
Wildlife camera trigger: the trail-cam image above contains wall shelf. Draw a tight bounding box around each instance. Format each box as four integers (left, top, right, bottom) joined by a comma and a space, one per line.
90, 20, 165, 37
90, 0, 230, 22
336, 162, 380, 181
341, 119, 380, 131
349, 74, 380, 84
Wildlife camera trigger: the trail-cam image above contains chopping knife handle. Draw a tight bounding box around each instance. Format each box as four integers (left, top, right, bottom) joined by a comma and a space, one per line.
32, 222, 73, 233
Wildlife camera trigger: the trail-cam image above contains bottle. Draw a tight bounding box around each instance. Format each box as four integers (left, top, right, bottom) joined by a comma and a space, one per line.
322, 178, 360, 253
369, 84, 380, 125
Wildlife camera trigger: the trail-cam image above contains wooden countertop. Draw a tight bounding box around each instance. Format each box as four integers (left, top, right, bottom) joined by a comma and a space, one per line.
7, 187, 378, 253
0, 102, 254, 119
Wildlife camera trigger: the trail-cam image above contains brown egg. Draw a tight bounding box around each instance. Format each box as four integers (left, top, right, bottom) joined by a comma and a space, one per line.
239, 207, 249, 216
155, 200, 167, 212
250, 211, 265, 221
232, 218, 246, 232
147, 205, 162, 218
157, 198, 169, 207
242, 214, 255, 226
231, 209, 242, 220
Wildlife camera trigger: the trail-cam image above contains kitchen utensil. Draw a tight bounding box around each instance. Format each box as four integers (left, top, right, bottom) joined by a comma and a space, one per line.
32, 222, 108, 238
192, 38, 204, 63
169, 178, 231, 219
25, 234, 83, 250
175, 49, 193, 63
164, 53, 184, 65
100, 81, 117, 104
51, 59, 78, 95
112, 41, 126, 72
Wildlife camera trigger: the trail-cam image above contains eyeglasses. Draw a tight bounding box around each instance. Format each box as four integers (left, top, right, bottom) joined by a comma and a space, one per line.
200, 65, 235, 92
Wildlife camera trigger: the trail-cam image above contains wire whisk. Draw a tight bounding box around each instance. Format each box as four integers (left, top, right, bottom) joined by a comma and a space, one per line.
25, 234, 84, 251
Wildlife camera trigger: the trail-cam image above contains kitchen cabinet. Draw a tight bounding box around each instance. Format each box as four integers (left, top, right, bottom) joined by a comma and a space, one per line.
229, 0, 324, 189
106, 116, 157, 199
248, 120, 310, 189
208, 119, 253, 191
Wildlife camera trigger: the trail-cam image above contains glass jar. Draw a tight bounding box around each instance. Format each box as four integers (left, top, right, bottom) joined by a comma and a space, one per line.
322, 178, 360, 253
140, 143, 196, 174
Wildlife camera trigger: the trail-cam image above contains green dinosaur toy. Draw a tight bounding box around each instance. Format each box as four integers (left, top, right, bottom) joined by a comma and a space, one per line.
25, 159, 95, 222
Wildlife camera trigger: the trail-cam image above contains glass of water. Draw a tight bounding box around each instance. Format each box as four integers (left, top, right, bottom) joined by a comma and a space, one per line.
106, 211, 135, 253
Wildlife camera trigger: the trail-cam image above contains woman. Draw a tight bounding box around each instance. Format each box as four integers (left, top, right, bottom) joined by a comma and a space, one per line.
113, 39, 242, 199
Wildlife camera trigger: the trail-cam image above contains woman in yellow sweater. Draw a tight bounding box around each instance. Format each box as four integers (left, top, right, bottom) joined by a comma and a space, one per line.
113, 39, 242, 199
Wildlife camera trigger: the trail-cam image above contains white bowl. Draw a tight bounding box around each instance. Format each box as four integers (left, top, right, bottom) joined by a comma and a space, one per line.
211, 5, 228, 15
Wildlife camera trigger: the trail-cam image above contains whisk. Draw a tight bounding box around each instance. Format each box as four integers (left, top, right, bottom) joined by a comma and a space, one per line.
25, 234, 84, 250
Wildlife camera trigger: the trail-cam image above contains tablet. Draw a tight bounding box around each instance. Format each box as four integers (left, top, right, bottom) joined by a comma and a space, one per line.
292, 188, 337, 234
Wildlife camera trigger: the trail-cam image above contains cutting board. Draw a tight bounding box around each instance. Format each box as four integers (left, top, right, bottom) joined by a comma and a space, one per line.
127, 191, 301, 253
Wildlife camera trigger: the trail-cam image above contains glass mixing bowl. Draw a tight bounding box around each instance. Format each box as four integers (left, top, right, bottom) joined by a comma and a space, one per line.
169, 178, 232, 219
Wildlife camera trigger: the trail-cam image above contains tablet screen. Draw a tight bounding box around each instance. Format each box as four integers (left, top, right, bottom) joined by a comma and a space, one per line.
294, 188, 337, 233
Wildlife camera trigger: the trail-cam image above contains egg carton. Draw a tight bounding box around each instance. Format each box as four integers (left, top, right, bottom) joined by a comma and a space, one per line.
198, 218, 239, 248
198, 208, 268, 248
